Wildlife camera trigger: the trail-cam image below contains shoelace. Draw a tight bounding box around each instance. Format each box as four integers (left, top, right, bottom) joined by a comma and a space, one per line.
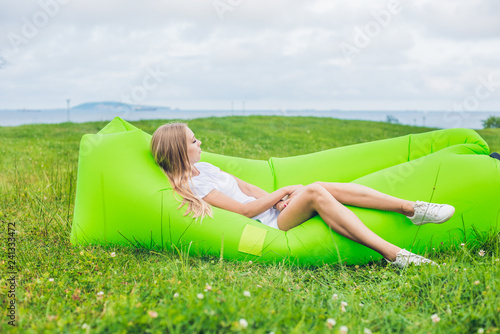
414, 201, 441, 218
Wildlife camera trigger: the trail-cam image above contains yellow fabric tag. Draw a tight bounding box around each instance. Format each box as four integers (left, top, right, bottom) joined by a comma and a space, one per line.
238, 224, 268, 256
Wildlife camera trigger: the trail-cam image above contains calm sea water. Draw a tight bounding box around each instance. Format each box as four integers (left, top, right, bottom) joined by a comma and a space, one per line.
1, 108, 498, 129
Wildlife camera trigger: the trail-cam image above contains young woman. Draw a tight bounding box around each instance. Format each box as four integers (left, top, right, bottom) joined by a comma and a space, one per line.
151, 123, 455, 268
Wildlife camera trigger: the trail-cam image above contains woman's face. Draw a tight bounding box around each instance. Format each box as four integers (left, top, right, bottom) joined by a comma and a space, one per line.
185, 127, 202, 164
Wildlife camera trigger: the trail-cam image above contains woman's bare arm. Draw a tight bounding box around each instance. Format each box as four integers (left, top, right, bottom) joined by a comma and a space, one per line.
202, 185, 302, 218
228, 173, 269, 199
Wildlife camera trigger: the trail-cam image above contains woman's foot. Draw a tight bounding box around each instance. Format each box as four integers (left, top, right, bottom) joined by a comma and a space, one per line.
389, 249, 437, 269
407, 201, 455, 226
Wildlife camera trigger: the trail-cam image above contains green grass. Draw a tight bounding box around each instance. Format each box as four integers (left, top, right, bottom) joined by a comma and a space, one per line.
1, 116, 499, 333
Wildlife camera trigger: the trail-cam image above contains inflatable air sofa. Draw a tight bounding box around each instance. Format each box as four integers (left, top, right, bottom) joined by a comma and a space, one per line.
70, 117, 500, 266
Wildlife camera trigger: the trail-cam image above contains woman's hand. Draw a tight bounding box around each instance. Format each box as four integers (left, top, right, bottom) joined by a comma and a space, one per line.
274, 200, 286, 212
274, 196, 294, 212
287, 185, 305, 200
274, 185, 305, 212
284, 184, 304, 196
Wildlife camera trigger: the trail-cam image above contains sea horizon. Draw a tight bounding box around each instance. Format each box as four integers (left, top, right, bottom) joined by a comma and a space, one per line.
1, 105, 499, 129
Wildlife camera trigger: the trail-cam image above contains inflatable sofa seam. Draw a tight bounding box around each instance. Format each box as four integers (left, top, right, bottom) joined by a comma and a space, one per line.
407, 134, 411, 162
267, 158, 278, 192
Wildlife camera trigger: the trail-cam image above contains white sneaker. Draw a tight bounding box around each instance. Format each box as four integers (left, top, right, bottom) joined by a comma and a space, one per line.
390, 249, 437, 269
408, 201, 455, 226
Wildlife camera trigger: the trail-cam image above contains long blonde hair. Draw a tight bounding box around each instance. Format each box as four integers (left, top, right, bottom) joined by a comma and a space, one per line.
151, 123, 212, 220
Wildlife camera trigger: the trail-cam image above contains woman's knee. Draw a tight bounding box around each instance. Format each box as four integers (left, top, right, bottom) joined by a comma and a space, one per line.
314, 181, 367, 200
311, 182, 340, 198
305, 183, 325, 195
314, 181, 341, 194
304, 183, 335, 205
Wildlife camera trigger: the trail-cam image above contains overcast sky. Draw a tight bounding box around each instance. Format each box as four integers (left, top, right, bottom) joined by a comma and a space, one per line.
1, 0, 499, 110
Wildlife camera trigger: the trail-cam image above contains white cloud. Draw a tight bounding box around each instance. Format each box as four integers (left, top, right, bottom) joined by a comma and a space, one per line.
0, 0, 499, 110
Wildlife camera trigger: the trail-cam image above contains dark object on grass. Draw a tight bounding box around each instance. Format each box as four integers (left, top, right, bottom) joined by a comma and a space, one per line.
490, 152, 500, 161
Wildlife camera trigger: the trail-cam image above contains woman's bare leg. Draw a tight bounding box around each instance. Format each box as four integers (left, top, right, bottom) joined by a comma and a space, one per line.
277, 183, 401, 261
314, 182, 415, 216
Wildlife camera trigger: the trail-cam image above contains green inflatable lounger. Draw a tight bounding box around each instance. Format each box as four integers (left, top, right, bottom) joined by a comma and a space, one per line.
70, 117, 500, 266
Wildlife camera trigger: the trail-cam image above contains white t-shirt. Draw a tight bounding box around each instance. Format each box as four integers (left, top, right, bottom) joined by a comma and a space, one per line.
189, 162, 280, 230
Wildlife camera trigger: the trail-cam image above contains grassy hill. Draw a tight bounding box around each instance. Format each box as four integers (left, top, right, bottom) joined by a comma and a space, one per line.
1, 116, 498, 333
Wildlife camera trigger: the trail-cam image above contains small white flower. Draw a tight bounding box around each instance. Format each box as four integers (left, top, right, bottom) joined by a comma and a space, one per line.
243, 290, 251, 297
148, 310, 158, 318
110, 252, 116, 257
97, 291, 104, 296
205, 284, 212, 292
326, 318, 336, 329
48, 278, 54, 282
363, 329, 372, 334
479, 250, 485, 256
197, 293, 204, 299
339, 325, 348, 334
248, 260, 253, 264
173, 292, 179, 298
359, 303, 364, 307
474, 280, 480, 285
80, 251, 84, 255
461, 243, 465, 246
431, 313, 441, 323
82, 323, 88, 329
341, 301, 348, 307
478, 328, 484, 334
239, 318, 248, 328
332, 294, 338, 300
443, 263, 447, 266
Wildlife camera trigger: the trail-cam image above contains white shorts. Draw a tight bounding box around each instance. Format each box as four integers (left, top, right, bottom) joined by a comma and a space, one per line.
254, 207, 280, 230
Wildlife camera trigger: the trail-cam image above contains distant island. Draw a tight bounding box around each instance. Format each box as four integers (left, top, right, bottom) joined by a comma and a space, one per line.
1, 101, 498, 129
73, 101, 170, 112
